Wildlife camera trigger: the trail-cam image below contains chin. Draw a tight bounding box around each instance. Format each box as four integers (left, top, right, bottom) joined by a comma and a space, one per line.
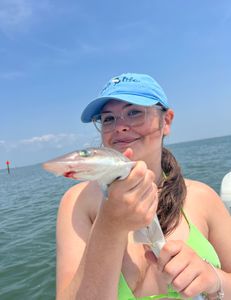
111, 140, 136, 150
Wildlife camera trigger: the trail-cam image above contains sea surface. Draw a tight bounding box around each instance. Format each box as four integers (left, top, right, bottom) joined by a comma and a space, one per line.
0, 135, 230, 300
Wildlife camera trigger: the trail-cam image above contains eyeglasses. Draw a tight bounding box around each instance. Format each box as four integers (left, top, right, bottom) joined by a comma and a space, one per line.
92, 105, 165, 133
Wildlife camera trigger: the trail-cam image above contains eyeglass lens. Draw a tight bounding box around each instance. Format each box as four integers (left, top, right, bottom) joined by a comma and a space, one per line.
93, 105, 163, 133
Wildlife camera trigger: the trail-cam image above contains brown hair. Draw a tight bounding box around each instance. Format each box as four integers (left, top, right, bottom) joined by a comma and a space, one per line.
158, 147, 186, 236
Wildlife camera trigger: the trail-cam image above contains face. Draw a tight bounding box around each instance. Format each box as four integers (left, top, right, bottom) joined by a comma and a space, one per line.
98, 100, 174, 162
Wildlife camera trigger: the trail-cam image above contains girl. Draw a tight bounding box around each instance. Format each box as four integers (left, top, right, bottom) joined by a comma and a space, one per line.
56, 73, 231, 300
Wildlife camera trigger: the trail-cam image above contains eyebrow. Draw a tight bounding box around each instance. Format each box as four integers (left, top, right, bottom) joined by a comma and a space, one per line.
101, 103, 133, 113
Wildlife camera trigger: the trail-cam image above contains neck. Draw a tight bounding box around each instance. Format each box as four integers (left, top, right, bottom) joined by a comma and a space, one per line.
144, 149, 163, 186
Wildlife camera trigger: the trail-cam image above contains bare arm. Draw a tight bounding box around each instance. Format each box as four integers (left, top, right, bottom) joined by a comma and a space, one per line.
56, 182, 128, 300
206, 184, 231, 299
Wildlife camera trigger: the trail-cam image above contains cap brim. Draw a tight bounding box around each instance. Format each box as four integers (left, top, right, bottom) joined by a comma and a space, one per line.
81, 94, 160, 123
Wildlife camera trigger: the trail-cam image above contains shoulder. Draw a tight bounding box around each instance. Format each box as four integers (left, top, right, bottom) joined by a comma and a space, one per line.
58, 181, 103, 223
184, 178, 223, 208
183, 178, 230, 231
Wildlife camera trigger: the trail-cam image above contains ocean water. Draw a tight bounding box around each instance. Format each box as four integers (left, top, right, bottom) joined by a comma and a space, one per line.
0, 135, 230, 300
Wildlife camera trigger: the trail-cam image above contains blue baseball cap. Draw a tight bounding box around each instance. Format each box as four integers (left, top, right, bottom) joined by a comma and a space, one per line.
81, 73, 169, 123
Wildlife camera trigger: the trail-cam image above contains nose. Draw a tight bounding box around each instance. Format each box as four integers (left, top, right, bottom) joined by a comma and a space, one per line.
114, 116, 130, 132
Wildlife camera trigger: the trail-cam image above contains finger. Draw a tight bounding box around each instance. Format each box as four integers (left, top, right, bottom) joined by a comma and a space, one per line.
161, 244, 198, 282
162, 251, 190, 284
131, 178, 157, 216
108, 161, 146, 195
123, 148, 134, 160
158, 240, 184, 272
142, 186, 158, 216
121, 161, 149, 191
179, 274, 205, 299
171, 262, 199, 293
130, 167, 155, 196
140, 178, 157, 199
138, 197, 159, 227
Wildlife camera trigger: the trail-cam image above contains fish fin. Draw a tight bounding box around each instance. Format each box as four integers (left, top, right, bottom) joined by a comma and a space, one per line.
130, 215, 165, 257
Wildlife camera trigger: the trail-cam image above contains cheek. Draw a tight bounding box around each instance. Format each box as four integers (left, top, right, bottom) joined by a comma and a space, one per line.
137, 118, 163, 137
144, 131, 163, 148
141, 115, 163, 134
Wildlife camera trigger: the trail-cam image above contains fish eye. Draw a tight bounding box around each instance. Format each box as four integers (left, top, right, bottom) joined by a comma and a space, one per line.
79, 149, 92, 157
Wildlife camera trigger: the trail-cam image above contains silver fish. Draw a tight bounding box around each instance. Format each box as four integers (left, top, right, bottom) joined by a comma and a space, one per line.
43, 147, 135, 188
43, 147, 165, 257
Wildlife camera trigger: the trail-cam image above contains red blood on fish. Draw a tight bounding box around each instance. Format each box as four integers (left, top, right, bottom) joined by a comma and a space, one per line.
64, 171, 76, 178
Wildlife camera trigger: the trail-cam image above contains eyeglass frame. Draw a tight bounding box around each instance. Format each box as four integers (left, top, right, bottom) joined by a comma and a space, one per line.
91, 104, 167, 133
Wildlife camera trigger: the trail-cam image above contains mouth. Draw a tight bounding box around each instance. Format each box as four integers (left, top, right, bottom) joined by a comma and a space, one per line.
112, 137, 140, 147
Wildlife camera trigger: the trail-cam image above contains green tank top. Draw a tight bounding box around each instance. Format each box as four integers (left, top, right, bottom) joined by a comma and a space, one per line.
118, 212, 221, 300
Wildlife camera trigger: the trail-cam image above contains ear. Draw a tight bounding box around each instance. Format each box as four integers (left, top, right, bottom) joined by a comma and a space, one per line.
163, 109, 174, 136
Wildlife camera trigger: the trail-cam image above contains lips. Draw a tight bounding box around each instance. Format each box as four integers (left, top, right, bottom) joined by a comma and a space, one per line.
112, 137, 140, 146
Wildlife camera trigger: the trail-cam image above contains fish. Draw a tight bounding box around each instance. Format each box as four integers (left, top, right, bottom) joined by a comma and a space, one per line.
43, 147, 135, 188
42, 147, 165, 257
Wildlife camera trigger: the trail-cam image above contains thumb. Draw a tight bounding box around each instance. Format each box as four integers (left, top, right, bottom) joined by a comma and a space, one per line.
123, 148, 134, 160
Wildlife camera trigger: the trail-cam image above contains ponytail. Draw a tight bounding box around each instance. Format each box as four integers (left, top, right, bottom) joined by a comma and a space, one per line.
158, 147, 186, 236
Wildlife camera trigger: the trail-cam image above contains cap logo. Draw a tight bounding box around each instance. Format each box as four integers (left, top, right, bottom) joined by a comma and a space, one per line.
101, 76, 139, 94
111, 78, 120, 84
114, 76, 139, 83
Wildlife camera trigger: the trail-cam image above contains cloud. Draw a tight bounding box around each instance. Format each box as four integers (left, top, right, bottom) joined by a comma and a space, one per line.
0, 0, 32, 31
19, 132, 101, 148
1, 132, 100, 152
0, 140, 10, 153
0, 133, 101, 166
20, 133, 80, 149
0, 140, 7, 152
0, 0, 51, 35
0, 134, 79, 151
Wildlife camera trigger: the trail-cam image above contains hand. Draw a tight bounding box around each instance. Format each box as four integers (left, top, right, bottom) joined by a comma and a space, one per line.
157, 240, 221, 298
99, 156, 158, 233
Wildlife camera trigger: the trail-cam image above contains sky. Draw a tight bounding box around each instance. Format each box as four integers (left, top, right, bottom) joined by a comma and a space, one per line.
0, 0, 230, 168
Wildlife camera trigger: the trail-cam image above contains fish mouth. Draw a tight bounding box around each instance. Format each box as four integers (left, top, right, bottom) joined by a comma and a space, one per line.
63, 166, 98, 180
63, 171, 77, 179
43, 161, 94, 179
